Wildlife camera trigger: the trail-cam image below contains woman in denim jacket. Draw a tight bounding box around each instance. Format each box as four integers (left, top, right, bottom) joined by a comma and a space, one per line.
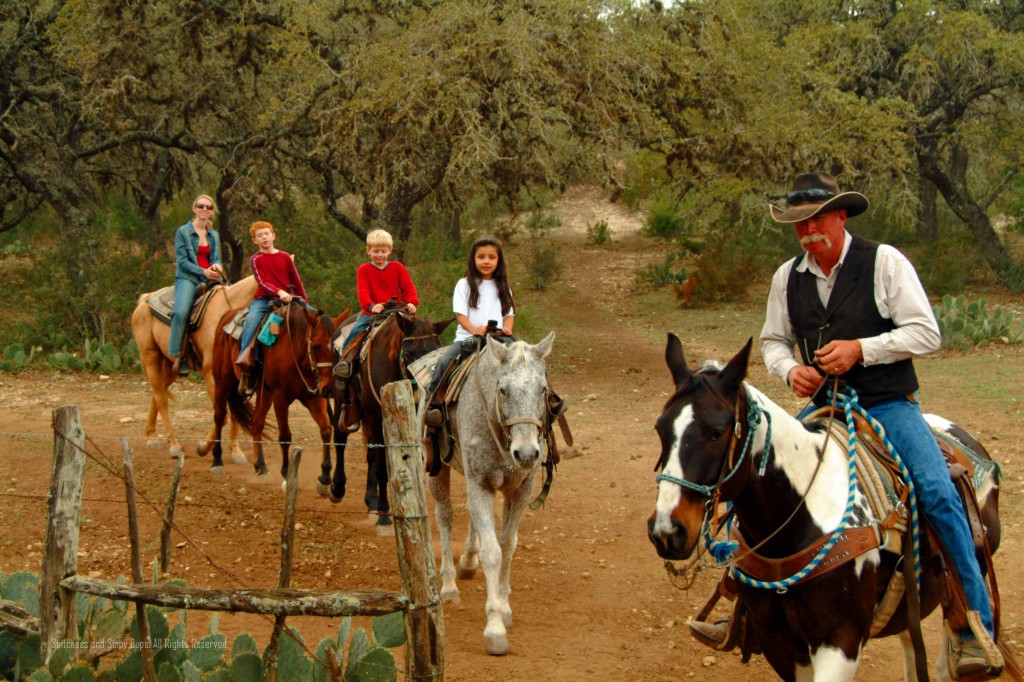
169, 194, 225, 374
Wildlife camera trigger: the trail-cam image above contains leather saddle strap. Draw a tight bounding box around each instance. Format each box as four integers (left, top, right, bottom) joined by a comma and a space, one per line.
903, 527, 930, 681
733, 525, 879, 583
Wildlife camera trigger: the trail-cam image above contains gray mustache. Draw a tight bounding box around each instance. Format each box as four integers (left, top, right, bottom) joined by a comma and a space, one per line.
800, 234, 831, 248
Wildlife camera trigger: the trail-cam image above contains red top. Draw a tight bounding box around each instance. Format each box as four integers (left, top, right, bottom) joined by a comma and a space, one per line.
250, 251, 307, 301
197, 244, 211, 269
356, 261, 419, 314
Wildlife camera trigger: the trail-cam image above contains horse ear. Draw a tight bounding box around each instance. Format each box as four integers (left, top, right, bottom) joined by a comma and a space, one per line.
487, 334, 509, 361
532, 331, 555, 360
433, 317, 456, 335
665, 333, 690, 387
718, 337, 752, 394
395, 313, 414, 334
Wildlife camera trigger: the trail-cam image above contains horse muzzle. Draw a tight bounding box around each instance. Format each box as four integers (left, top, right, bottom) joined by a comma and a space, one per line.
647, 515, 696, 561
510, 439, 541, 471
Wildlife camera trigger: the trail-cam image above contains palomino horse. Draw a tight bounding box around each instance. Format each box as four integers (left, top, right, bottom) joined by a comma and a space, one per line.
647, 335, 1018, 681
198, 301, 348, 479
317, 311, 452, 536
417, 333, 555, 656
131, 277, 257, 461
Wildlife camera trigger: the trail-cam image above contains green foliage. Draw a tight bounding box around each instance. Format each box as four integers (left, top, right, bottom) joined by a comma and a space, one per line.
58, 664, 97, 681
46, 339, 140, 374
642, 191, 689, 239
370, 612, 405, 649
915, 238, 982, 296
0, 342, 37, 371
523, 212, 563, 291
585, 219, 613, 245
932, 295, 1024, 349
675, 230, 759, 306
635, 252, 688, 287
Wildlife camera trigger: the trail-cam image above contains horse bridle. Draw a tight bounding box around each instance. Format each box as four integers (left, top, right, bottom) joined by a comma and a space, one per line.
284, 304, 333, 395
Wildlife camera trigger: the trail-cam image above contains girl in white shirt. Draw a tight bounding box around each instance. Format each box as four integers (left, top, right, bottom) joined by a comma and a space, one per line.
425, 236, 515, 402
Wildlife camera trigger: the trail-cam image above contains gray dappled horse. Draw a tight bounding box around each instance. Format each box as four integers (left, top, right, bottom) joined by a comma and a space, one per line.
417, 332, 555, 656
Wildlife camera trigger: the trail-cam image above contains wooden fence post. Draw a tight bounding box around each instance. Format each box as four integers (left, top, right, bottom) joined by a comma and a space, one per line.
381, 381, 445, 681
265, 446, 302, 682
159, 449, 185, 572
122, 439, 158, 682
40, 405, 86, 664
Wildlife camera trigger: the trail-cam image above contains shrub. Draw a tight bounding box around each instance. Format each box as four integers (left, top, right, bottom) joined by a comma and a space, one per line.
0, 343, 38, 372
585, 219, 613, 245
523, 212, 563, 291
674, 230, 758, 305
635, 252, 687, 287
641, 191, 688, 239
932, 295, 1024, 349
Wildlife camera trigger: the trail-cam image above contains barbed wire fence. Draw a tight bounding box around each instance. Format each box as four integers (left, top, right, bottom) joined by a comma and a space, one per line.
0, 380, 445, 681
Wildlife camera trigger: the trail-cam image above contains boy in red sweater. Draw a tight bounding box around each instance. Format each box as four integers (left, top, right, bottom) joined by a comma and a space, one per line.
334, 229, 419, 409
236, 221, 307, 390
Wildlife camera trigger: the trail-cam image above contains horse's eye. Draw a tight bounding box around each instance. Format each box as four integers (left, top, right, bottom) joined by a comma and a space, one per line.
708, 429, 726, 442
499, 387, 509, 397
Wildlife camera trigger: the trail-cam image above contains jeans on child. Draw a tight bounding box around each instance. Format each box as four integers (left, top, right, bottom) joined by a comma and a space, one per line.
239, 298, 271, 353
342, 313, 374, 351
169, 278, 200, 358
798, 397, 994, 636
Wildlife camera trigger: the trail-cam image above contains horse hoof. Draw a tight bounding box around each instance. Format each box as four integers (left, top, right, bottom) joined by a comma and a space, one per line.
146, 440, 162, 450
375, 523, 395, 538
256, 467, 269, 477
281, 480, 289, 493
483, 631, 510, 656
229, 452, 248, 466
170, 446, 185, 460
316, 481, 329, 498
456, 556, 479, 579
195, 444, 207, 457
440, 588, 461, 605
367, 512, 379, 523
210, 466, 225, 475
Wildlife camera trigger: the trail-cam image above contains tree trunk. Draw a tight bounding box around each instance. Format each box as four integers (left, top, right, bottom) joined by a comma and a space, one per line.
916, 174, 939, 245
447, 207, 462, 246
918, 143, 1014, 277
215, 176, 244, 280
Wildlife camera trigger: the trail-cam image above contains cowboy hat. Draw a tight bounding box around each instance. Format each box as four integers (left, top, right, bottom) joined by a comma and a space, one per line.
768, 172, 868, 223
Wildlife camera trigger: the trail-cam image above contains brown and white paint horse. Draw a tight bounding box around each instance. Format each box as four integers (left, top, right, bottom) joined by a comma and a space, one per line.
647, 335, 1016, 681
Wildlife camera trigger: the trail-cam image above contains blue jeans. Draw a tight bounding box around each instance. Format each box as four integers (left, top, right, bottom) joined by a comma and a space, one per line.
799, 398, 994, 636
169, 278, 200, 358
342, 313, 374, 350
239, 298, 271, 353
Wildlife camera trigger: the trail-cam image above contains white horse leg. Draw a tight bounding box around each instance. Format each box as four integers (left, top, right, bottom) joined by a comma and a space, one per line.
809, 645, 859, 681
428, 467, 459, 603
495, 478, 533, 629
457, 516, 481, 579
465, 480, 508, 655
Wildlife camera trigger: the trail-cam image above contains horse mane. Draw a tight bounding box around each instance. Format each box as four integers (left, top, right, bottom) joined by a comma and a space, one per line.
506, 342, 532, 369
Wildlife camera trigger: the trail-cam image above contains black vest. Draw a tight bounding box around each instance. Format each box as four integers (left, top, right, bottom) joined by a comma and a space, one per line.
786, 235, 919, 408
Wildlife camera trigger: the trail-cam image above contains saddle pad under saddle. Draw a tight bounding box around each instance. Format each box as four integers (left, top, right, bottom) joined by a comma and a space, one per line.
222, 309, 248, 340
147, 284, 221, 328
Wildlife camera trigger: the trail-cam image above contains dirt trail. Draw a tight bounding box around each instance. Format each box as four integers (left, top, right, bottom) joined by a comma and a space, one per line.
0, 185, 1020, 681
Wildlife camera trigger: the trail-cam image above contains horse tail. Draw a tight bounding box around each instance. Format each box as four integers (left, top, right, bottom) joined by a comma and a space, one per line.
226, 384, 256, 435
998, 639, 1024, 681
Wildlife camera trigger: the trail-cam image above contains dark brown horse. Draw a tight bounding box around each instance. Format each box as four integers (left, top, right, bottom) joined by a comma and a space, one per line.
647, 335, 1019, 681
198, 301, 349, 479
317, 311, 453, 535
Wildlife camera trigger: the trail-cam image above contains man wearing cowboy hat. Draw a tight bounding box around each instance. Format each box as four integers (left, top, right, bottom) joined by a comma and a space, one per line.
689, 172, 1001, 678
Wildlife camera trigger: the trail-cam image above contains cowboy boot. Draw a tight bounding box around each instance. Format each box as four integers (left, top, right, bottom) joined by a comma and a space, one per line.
172, 354, 190, 376
688, 618, 731, 648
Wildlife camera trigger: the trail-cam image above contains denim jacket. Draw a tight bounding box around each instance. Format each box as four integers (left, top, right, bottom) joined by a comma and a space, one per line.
174, 221, 222, 284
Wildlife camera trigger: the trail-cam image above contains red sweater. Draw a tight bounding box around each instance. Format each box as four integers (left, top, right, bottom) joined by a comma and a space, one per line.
250, 250, 307, 301
356, 261, 419, 314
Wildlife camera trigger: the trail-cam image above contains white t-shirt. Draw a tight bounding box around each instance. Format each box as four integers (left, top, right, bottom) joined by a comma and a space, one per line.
453, 277, 514, 342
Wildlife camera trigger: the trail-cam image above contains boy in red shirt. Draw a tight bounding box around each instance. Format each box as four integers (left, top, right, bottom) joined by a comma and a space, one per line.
236, 221, 307, 391
334, 229, 419, 408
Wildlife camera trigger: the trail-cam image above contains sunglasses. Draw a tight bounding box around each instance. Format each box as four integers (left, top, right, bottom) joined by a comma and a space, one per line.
195, 203, 215, 210
787, 189, 835, 206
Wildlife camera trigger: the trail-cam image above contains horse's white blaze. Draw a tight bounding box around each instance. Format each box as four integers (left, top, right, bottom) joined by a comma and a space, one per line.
810, 644, 860, 681
653, 405, 693, 534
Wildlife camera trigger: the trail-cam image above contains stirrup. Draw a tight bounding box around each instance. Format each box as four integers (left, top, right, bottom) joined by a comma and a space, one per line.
425, 405, 445, 427
333, 359, 352, 379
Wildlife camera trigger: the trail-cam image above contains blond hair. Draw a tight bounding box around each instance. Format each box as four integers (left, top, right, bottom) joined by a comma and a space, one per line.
366, 229, 393, 249
249, 220, 275, 239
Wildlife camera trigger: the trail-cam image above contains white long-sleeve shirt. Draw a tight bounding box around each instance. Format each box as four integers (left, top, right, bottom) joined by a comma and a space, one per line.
760, 230, 942, 386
